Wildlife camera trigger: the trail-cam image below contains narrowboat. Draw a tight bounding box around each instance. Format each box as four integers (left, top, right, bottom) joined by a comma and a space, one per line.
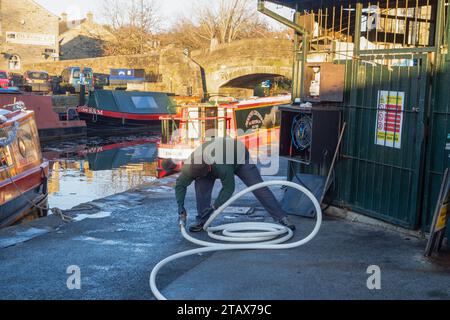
0, 90, 87, 142
76, 90, 175, 133
156, 95, 291, 178
0, 104, 49, 228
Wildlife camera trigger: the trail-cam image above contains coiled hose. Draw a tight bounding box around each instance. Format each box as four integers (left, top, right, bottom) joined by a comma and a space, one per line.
149, 180, 322, 300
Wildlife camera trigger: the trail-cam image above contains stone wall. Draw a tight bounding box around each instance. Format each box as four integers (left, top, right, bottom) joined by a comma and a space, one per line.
23, 48, 205, 97
23, 53, 161, 76
22, 38, 293, 97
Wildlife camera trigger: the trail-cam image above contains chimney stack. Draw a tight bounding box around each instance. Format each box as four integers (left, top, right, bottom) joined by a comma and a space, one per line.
61, 12, 68, 22
86, 12, 94, 24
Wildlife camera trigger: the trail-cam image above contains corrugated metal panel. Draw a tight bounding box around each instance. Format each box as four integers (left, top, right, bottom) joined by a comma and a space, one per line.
422, 3, 450, 236
335, 54, 429, 228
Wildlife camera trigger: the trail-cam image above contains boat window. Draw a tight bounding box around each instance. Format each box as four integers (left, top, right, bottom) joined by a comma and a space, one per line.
0, 72, 7, 79
131, 96, 159, 109
12, 120, 40, 168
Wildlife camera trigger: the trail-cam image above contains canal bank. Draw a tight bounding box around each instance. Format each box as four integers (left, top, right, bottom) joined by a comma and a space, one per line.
0, 171, 449, 300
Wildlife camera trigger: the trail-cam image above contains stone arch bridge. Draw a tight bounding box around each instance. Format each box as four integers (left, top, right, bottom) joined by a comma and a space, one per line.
192, 38, 293, 97
24, 38, 294, 98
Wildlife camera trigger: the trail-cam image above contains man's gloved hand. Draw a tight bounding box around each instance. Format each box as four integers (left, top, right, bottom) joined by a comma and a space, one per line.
178, 204, 186, 216
178, 205, 187, 226
178, 212, 187, 226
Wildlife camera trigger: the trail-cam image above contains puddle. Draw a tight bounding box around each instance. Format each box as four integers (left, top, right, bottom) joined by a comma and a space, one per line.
73, 211, 112, 222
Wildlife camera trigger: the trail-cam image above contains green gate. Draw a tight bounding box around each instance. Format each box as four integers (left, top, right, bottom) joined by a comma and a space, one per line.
336, 53, 430, 228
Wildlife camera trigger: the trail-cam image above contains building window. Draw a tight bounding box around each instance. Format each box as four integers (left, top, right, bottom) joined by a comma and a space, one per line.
8, 55, 21, 70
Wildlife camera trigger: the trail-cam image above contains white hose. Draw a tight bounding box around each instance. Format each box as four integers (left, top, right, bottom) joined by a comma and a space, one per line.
149, 180, 322, 300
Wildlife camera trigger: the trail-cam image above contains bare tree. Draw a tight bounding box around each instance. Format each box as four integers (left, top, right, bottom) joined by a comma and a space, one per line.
166, 0, 273, 50
102, 0, 161, 55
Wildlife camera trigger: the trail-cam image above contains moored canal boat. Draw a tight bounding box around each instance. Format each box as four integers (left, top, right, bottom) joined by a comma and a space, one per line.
0, 90, 87, 142
76, 90, 175, 134
0, 104, 49, 228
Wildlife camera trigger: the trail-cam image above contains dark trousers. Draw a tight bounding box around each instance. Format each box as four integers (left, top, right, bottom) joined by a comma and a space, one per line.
194, 163, 286, 222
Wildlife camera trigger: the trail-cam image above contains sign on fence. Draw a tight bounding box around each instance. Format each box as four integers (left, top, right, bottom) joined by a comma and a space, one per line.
375, 90, 404, 149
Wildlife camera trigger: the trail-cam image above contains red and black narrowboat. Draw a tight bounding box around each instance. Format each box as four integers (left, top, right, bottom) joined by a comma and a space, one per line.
0, 105, 49, 228
76, 90, 175, 133
156, 95, 291, 178
0, 91, 87, 142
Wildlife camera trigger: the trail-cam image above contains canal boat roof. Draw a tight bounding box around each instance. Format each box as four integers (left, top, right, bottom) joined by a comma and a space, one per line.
0, 109, 33, 128
88, 90, 175, 115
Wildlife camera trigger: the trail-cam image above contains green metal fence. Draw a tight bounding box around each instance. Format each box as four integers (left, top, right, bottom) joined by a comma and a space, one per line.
337, 52, 430, 228
264, 0, 449, 232
422, 1, 450, 237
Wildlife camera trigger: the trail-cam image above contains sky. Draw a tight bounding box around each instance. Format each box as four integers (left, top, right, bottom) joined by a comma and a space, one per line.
34, 0, 293, 31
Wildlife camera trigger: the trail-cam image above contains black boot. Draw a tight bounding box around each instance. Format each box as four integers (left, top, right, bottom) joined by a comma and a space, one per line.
189, 207, 214, 232
189, 220, 205, 232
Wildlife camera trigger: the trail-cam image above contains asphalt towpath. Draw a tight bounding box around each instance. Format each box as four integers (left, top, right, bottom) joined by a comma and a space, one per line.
0, 174, 449, 300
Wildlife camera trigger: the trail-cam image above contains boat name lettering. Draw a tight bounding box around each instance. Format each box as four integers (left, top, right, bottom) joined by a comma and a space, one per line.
80, 107, 103, 115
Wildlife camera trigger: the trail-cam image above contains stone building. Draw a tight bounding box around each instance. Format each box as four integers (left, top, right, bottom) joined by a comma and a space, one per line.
59, 12, 114, 60
0, 0, 59, 71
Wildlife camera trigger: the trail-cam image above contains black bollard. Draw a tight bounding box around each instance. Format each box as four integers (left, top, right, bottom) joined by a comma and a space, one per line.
79, 84, 86, 106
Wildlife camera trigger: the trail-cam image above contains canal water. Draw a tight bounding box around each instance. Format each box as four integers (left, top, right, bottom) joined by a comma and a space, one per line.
42, 134, 159, 210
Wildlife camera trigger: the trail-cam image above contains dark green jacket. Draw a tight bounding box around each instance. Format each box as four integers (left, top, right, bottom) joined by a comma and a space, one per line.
175, 138, 248, 209
175, 163, 239, 209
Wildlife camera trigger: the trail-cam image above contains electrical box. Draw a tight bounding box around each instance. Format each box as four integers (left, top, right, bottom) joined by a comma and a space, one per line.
279, 105, 341, 165
304, 62, 345, 102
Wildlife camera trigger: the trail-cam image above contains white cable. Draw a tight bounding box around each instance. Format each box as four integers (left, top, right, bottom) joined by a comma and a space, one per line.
149, 180, 322, 300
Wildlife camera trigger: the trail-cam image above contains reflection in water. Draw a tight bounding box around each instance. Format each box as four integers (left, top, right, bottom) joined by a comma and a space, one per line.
42, 135, 159, 210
